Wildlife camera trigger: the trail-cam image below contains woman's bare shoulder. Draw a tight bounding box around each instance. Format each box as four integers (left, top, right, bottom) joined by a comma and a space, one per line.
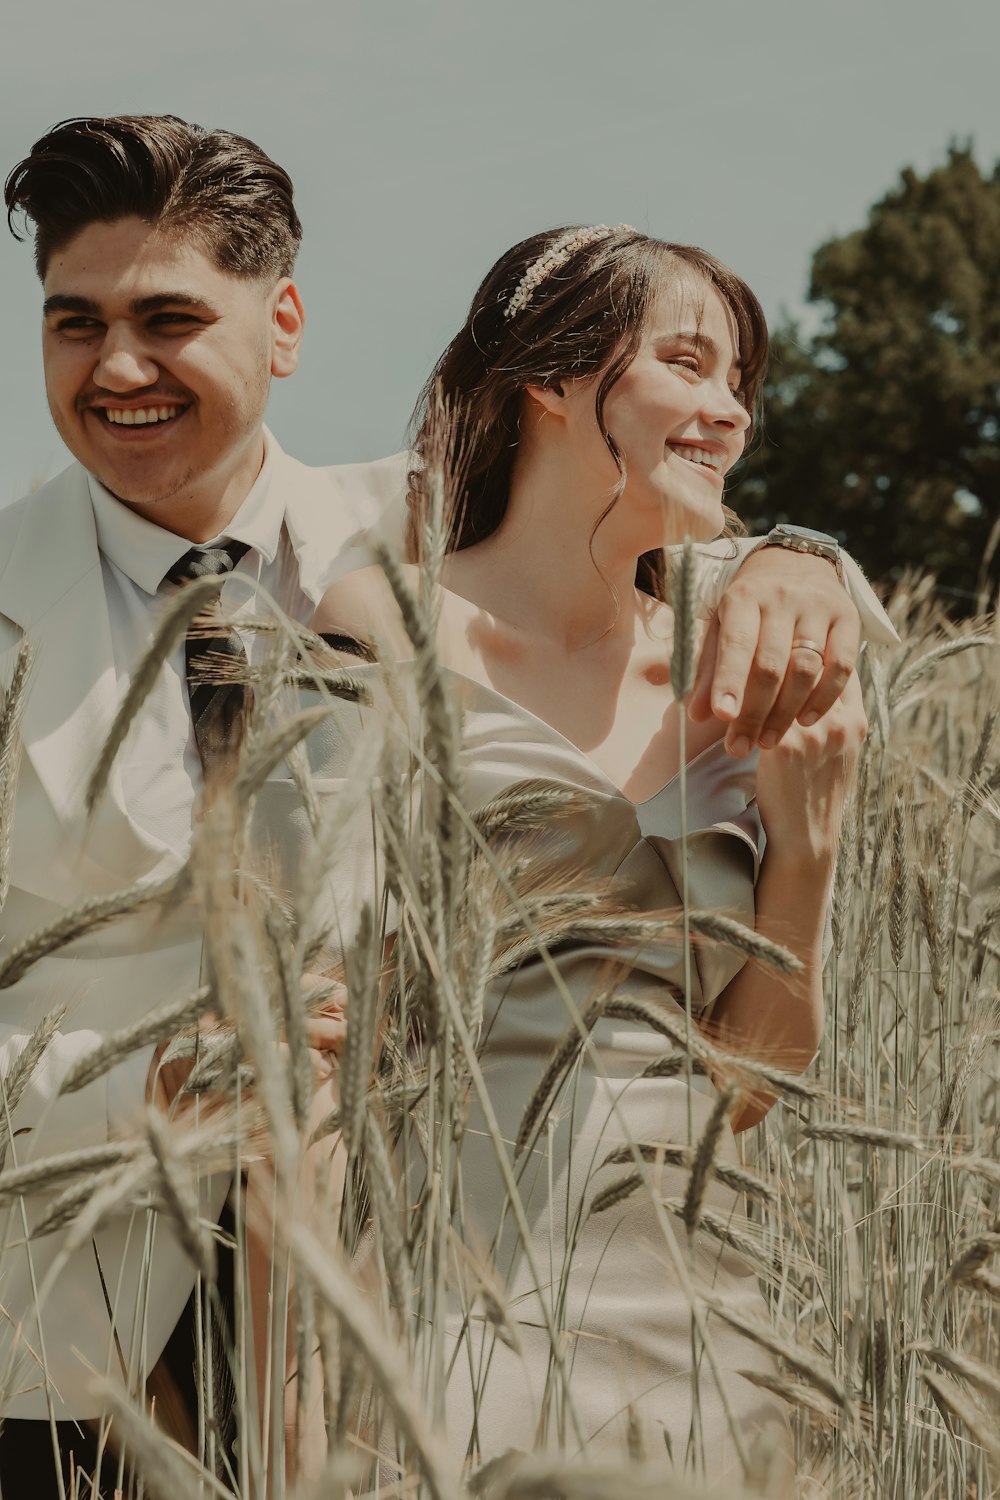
311, 564, 419, 660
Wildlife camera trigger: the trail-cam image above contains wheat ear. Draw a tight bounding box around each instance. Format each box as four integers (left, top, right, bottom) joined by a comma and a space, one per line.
85, 573, 223, 814
0, 873, 180, 991
0, 639, 32, 911
59, 987, 213, 1095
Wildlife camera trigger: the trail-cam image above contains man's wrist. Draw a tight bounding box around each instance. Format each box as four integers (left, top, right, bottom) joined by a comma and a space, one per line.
759, 524, 845, 585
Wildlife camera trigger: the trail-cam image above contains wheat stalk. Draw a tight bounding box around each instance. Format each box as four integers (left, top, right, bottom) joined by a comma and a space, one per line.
0, 638, 32, 911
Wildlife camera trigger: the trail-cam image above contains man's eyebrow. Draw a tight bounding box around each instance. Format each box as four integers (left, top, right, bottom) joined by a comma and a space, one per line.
129, 293, 216, 316
43, 294, 100, 317
656, 329, 744, 372
42, 292, 216, 317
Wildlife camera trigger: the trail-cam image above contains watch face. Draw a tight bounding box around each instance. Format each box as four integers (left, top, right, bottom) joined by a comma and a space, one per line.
775, 524, 839, 546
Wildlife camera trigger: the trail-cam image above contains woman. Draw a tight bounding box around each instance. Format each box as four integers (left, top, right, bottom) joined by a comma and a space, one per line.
283, 226, 868, 1483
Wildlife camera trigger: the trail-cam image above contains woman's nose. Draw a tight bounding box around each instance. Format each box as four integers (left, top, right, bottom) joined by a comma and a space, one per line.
708, 383, 752, 434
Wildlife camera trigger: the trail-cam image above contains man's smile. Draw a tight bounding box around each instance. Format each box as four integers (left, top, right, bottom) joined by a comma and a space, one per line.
85, 401, 192, 438
99, 403, 187, 426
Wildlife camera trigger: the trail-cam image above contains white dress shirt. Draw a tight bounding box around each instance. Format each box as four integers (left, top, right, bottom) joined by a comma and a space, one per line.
88, 435, 312, 857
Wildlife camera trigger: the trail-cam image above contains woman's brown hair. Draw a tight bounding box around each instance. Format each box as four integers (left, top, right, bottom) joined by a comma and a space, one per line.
408, 227, 768, 599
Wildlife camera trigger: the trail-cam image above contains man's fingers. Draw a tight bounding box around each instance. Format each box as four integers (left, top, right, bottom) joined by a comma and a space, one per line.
757, 624, 830, 745
723, 609, 794, 755
796, 612, 861, 725
700, 597, 762, 727
688, 613, 720, 722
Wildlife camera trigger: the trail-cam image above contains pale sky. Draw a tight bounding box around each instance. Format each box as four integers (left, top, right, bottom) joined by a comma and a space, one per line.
2, 0, 997, 505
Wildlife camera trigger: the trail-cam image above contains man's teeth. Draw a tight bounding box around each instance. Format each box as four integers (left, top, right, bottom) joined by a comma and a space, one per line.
666, 443, 722, 472
103, 406, 184, 426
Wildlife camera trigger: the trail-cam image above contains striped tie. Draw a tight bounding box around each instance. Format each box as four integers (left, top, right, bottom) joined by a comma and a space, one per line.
164, 540, 253, 777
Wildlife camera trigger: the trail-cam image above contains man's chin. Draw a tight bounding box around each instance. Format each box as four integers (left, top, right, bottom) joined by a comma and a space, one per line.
91, 463, 193, 512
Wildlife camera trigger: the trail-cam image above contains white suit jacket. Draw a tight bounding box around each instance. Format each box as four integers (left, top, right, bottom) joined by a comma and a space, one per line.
0, 438, 410, 1417
0, 436, 894, 1417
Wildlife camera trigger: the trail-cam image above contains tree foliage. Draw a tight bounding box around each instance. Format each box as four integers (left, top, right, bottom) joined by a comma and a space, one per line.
734, 146, 1000, 607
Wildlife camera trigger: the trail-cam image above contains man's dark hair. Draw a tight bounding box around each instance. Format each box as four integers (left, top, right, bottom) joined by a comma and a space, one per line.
5, 114, 302, 280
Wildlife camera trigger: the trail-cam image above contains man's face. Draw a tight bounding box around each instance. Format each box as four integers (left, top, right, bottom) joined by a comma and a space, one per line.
41, 216, 303, 532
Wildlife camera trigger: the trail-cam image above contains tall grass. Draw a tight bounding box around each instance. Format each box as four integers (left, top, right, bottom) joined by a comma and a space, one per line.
0, 553, 998, 1499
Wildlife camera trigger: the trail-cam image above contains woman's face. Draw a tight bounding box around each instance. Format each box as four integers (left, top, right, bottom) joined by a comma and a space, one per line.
565, 278, 752, 547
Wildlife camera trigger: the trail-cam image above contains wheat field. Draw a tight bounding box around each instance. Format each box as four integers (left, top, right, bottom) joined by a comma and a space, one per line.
0, 555, 997, 1500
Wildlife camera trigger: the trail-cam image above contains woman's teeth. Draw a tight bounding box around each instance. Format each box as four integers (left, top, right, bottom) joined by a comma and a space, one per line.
103, 405, 184, 426
666, 442, 722, 473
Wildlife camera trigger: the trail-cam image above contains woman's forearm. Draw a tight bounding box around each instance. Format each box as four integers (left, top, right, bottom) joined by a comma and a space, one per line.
704, 846, 835, 1130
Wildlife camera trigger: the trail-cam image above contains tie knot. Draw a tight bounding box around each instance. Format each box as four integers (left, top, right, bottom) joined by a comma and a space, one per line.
165, 539, 251, 587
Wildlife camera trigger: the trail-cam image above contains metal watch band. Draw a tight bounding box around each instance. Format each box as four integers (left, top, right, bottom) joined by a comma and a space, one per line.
761, 524, 845, 585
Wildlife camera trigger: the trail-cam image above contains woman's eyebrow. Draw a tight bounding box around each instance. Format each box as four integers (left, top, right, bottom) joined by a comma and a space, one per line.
654, 329, 744, 372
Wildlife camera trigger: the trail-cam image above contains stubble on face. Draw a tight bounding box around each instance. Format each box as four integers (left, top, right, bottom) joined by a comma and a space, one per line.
42, 217, 281, 531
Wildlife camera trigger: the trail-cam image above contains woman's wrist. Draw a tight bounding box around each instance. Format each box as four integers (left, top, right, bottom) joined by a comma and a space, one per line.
759, 831, 840, 883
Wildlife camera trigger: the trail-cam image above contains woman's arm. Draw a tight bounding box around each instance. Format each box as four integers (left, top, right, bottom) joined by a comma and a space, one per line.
704, 672, 867, 1131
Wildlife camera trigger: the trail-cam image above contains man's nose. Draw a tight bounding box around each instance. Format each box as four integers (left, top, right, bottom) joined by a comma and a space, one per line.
93, 325, 159, 391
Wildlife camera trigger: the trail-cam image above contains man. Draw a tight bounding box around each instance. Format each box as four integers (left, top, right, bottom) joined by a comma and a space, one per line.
0, 114, 894, 1486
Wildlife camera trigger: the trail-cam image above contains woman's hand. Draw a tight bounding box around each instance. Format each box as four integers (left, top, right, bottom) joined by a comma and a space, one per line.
753, 669, 867, 868
708, 671, 866, 1128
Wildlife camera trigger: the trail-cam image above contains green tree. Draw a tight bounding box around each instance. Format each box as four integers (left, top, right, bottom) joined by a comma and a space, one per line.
735, 146, 1000, 608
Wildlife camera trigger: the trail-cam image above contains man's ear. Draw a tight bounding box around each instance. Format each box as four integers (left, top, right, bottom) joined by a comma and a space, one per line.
523, 376, 566, 417
271, 279, 305, 378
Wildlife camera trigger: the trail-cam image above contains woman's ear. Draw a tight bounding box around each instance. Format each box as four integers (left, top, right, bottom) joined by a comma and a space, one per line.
523, 376, 566, 416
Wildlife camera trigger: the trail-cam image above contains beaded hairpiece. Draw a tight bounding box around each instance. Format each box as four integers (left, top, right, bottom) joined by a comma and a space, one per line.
503, 223, 636, 320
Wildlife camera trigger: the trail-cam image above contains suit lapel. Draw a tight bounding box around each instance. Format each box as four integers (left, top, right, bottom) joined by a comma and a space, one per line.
0, 467, 178, 892
275, 439, 410, 604
0, 443, 411, 894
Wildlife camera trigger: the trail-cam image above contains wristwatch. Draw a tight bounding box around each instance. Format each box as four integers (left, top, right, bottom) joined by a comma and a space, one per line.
761, 524, 845, 585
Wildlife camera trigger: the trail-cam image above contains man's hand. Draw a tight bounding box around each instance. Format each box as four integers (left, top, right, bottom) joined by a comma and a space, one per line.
688, 549, 861, 756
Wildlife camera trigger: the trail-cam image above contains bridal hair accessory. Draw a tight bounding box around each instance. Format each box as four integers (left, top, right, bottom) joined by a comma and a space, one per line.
503, 223, 636, 320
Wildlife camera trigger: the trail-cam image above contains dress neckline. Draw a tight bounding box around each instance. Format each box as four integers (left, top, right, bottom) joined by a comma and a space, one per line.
446, 668, 730, 809
340, 659, 731, 811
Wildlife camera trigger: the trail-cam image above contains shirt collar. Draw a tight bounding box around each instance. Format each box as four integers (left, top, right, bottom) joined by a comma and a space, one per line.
88, 432, 284, 595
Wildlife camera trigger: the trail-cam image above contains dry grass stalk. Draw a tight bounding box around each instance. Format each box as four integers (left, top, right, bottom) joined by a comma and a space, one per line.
84, 573, 224, 815
0, 1140, 140, 1204
888, 796, 913, 967
919, 1369, 1000, 1462
0, 1002, 67, 1134
6, 566, 1000, 1495
911, 1340, 1000, 1408
588, 1170, 643, 1217
889, 632, 996, 707
684, 910, 802, 973
146, 1110, 218, 1284
800, 1120, 932, 1153
682, 1082, 737, 1233
948, 1233, 1000, 1285
669, 538, 698, 702
59, 987, 212, 1096
88, 1376, 228, 1500
0, 873, 180, 991
0, 638, 32, 911
699, 1293, 850, 1411
602, 1142, 777, 1206
737, 1367, 841, 1427
470, 780, 589, 840
471, 1452, 757, 1500
291, 1222, 462, 1500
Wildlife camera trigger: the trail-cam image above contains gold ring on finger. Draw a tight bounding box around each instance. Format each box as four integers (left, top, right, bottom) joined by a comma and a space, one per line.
791, 638, 826, 660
